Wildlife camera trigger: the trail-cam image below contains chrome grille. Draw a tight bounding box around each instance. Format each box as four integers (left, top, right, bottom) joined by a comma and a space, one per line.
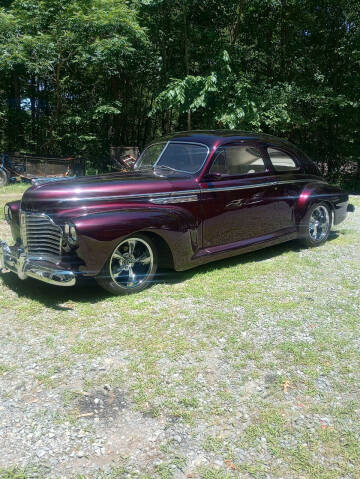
21, 212, 62, 261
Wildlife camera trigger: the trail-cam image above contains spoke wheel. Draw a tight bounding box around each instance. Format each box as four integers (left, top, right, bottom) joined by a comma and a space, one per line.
110, 237, 153, 288
97, 234, 157, 295
300, 202, 332, 247
308, 205, 330, 242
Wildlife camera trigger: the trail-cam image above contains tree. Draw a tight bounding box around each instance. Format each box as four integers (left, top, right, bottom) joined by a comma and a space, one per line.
0, 0, 358, 186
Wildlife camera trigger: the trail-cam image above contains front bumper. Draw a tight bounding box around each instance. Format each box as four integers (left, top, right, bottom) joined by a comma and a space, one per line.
0, 240, 76, 287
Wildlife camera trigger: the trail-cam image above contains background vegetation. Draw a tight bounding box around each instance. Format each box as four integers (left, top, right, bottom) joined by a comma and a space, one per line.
0, 0, 359, 185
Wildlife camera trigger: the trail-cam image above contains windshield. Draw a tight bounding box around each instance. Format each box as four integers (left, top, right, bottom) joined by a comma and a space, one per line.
135, 142, 209, 174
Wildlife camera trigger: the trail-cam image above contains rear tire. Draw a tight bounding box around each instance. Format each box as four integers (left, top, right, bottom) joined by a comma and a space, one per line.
96, 234, 158, 295
0, 169, 8, 187
299, 202, 332, 247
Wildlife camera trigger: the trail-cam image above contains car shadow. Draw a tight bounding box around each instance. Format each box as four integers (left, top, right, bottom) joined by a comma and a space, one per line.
159, 231, 341, 285
0, 274, 109, 311
0, 232, 341, 310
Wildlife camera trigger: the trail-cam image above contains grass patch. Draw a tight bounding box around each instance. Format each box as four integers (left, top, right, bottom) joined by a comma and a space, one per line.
0, 191, 359, 478
0, 466, 47, 479
0, 363, 16, 375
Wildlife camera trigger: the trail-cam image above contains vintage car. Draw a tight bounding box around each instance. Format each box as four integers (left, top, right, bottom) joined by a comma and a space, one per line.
0, 131, 355, 295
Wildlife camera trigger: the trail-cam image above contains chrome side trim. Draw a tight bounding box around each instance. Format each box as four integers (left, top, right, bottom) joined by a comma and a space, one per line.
58, 178, 325, 203
150, 194, 198, 204
201, 179, 326, 194
60, 189, 201, 203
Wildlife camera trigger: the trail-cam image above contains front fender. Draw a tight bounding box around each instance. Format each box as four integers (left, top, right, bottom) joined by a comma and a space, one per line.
72, 205, 200, 276
5, 200, 21, 243
295, 182, 349, 227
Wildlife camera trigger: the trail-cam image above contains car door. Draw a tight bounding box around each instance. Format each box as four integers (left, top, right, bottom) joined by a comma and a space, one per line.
265, 145, 303, 230
200, 142, 293, 249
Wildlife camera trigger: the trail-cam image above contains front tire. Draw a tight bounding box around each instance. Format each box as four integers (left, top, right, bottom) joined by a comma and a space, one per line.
96, 234, 158, 295
299, 202, 332, 247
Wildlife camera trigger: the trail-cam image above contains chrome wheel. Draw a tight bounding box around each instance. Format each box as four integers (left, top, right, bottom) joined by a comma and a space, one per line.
309, 205, 330, 242
109, 237, 154, 289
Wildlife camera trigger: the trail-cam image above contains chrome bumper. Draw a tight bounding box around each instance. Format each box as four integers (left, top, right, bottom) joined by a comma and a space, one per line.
0, 240, 76, 287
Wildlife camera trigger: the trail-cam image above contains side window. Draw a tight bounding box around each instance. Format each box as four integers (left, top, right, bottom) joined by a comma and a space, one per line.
268, 147, 298, 172
209, 145, 267, 176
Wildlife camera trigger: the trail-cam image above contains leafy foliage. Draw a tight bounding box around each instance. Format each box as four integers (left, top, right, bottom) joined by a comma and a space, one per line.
0, 0, 359, 182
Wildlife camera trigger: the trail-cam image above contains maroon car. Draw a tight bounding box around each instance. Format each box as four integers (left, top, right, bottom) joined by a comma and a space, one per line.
0, 131, 354, 295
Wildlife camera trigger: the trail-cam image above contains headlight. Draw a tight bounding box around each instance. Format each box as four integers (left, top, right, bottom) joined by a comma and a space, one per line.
4, 205, 12, 223
63, 222, 78, 247
69, 225, 77, 244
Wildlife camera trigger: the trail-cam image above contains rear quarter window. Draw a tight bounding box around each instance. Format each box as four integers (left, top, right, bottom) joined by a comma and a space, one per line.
268, 147, 298, 172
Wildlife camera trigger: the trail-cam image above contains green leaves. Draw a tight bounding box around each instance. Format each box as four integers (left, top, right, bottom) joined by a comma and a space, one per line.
0, 0, 358, 182
0, 0, 148, 157
92, 102, 122, 119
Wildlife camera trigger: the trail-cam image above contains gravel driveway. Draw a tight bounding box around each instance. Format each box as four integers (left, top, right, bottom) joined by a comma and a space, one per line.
0, 189, 359, 479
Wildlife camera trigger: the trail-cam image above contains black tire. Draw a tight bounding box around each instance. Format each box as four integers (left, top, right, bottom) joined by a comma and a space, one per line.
96, 234, 158, 295
0, 169, 8, 187
299, 202, 332, 247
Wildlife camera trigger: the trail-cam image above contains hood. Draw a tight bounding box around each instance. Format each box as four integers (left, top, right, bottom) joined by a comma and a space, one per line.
21, 170, 197, 214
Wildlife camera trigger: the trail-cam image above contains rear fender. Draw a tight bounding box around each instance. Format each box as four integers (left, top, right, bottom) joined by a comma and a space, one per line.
73, 206, 199, 276
295, 182, 349, 228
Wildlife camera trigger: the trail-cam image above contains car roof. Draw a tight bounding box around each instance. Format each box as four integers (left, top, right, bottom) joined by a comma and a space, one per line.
146, 130, 320, 176
158, 130, 297, 151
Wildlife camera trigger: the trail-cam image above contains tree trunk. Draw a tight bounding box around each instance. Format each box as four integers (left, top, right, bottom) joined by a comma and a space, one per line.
56, 63, 61, 120
7, 72, 21, 151
183, 2, 191, 130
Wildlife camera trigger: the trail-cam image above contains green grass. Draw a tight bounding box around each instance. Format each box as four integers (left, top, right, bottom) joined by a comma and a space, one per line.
0, 363, 16, 375
0, 466, 47, 479
199, 469, 236, 479
0, 468, 28, 479
0, 189, 359, 479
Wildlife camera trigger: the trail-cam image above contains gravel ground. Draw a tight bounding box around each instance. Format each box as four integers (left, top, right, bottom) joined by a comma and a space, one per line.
0, 188, 359, 479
